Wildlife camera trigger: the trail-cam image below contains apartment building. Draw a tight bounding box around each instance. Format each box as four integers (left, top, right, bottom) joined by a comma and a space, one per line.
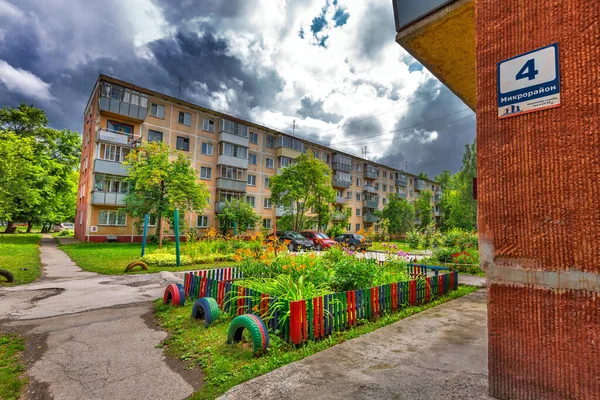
75, 75, 442, 242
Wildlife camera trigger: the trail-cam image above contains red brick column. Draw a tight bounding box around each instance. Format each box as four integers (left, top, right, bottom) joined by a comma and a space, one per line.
475, 1, 600, 399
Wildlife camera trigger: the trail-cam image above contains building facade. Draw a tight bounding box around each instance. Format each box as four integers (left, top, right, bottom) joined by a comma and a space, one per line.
75, 75, 442, 242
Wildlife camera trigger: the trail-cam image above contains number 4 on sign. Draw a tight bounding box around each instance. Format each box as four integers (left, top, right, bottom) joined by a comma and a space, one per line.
516, 59, 539, 81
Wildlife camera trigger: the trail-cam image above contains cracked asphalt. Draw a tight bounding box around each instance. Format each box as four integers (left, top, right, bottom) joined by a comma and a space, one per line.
0, 237, 197, 400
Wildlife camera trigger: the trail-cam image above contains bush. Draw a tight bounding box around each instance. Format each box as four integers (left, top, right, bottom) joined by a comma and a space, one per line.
326, 223, 345, 239
55, 229, 73, 237
442, 228, 478, 250
433, 248, 455, 263
331, 257, 379, 292
141, 252, 192, 266
406, 230, 421, 249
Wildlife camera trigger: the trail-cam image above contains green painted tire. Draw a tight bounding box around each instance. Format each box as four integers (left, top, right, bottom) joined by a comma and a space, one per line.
227, 314, 270, 356
191, 297, 220, 328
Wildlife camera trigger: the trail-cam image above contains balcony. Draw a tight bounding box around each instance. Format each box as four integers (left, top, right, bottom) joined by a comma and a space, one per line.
393, 0, 475, 110
333, 178, 352, 189
219, 131, 249, 147
364, 170, 379, 180
332, 162, 352, 173
96, 129, 140, 147
217, 155, 248, 169
363, 214, 379, 223
363, 199, 378, 209
395, 175, 408, 187
98, 96, 147, 121
415, 179, 426, 191
93, 159, 128, 176
275, 207, 294, 217
397, 192, 407, 199
434, 190, 442, 202
276, 147, 302, 159
335, 196, 345, 205
215, 202, 226, 213
332, 212, 347, 222
363, 185, 377, 194
91, 191, 127, 206
216, 178, 247, 192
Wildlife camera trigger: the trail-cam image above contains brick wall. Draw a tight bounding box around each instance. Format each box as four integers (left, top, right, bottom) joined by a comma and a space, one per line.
475, 0, 600, 398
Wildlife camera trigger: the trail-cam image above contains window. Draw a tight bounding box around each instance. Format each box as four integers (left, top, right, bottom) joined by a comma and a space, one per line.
265, 157, 274, 169
176, 136, 190, 151
383, 184, 387, 192
219, 142, 248, 159
202, 118, 215, 132
98, 143, 130, 162
356, 208, 361, 216
249, 132, 258, 144
178, 111, 192, 126
247, 196, 256, 207
279, 156, 294, 168
356, 193, 361, 201
94, 174, 129, 193
247, 174, 256, 186
98, 210, 126, 226
357, 178, 361, 186
313, 150, 319, 158
375, 225, 379, 232
263, 219, 272, 229
219, 165, 245, 180
383, 198, 387, 205
336, 190, 343, 197
197, 215, 209, 228
347, 224, 351, 231
148, 130, 163, 143
355, 224, 360, 232
221, 119, 248, 137
107, 120, 133, 135
248, 152, 257, 165
277, 136, 304, 152
150, 103, 165, 119
266, 135, 275, 148
263, 198, 272, 209
200, 167, 212, 180
264, 177, 270, 188
324, 154, 330, 163
346, 191, 352, 200
201, 142, 213, 155
375, 184, 379, 190
383, 171, 387, 178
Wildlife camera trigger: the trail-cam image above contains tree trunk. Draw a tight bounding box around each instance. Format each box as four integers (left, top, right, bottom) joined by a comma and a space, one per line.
4, 221, 16, 233
26, 221, 32, 233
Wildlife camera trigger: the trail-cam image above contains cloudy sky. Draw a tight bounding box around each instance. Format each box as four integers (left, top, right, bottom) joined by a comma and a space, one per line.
0, 0, 475, 177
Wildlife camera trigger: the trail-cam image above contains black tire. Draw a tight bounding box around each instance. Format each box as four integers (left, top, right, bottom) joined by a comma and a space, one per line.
316, 244, 322, 251
0, 269, 14, 283
125, 261, 149, 272
349, 244, 356, 251
288, 243, 295, 252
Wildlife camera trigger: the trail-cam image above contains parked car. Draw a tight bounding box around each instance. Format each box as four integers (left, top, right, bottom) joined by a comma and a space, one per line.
54, 222, 75, 232
299, 231, 337, 251
333, 233, 372, 251
269, 230, 314, 252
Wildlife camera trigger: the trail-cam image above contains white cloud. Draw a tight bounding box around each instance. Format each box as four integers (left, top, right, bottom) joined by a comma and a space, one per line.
0, 0, 24, 19
0, 60, 54, 101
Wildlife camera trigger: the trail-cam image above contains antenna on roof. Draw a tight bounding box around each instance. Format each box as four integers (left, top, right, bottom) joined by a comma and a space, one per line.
170, 77, 183, 98
292, 119, 296, 136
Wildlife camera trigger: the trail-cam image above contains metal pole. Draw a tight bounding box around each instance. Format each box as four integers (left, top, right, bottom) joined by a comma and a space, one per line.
174, 210, 180, 266
141, 214, 149, 257
234, 221, 237, 236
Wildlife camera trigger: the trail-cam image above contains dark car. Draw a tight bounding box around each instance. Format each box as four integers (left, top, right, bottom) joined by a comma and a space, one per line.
270, 231, 314, 251
299, 231, 337, 251
333, 233, 372, 251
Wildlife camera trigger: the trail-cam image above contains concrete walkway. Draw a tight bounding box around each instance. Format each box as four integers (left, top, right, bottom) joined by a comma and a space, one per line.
220, 289, 490, 400
0, 235, 196, 400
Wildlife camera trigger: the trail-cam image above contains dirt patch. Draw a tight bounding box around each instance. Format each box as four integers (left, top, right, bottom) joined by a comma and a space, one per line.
23, 332, 53, 400
140, 308, 204, 392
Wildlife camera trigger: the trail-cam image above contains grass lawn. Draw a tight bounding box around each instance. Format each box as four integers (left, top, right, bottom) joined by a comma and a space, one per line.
60, 242, 236, 275
155, 285, 478, 399
0, 333, 27, 400
369, 241, 426, 254
0, 234, 41, 286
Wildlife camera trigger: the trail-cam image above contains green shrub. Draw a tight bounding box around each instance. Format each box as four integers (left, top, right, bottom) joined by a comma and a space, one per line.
443, 228, 478, 250
331, 258, 379, 292
406, 230, 421, 249
433, 248, 455, 263
141, 252, 192, 266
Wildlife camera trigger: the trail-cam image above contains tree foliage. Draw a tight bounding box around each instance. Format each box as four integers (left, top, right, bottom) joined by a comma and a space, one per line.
218, 198, 261, 234
438, 139, 477, 230
414, 189, 433, 230
417, 172, 429, 180
0, 104, 80, 232
377, 193, 415, 236
124, 142, 209, 246
270, 153, 335, 232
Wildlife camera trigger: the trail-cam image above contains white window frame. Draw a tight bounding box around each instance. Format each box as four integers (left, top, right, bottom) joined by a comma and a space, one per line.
150, 103, 165, 119
263, 198, 272, 209
98, 210, 126, 226
201, 142, 214, 156
247, 174, 256, 186
202, 118, 215, 132
249, 132, 258, 144
263, 219, 272, 229
247, 196, 256, 207
200, 167, 212, 180
197, 215, 209, 228
265, 157, 274, 169
179, 111, 192, 126
176, 136, 190, 151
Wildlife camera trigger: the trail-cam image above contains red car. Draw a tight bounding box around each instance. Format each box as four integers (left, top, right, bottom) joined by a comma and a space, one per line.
299, 231, 337, 251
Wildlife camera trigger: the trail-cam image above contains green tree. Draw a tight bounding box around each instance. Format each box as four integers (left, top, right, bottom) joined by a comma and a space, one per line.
417, 172, 429, 180
218, 198, 261, 234
0, 104, 80, 233
124, 142, 209, 247
415, 189, 433, 230
270, 153, 335, 232
377, 193, 415, 236
435, 169, 452, 191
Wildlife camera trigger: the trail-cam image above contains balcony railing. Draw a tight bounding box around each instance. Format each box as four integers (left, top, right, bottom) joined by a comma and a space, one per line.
96, 129, 140, 147
363, 199, 378, 209
363, 185, 377, 194
333, 178, 352, 189
332, 162, 352, 173
415, 179, 426, 191
397, 192, 407, 199
216, 178, 247, 192
434, 190, 442, 202
395, 175, 408, 187
91, 191, 127, 206
364, 170, 379, 180
335, 196, 345, 205
217, 155, 249, 169
363, 214, 379, 223
98, 96, 147, 121
219, 131, 249, 147
93, 159, 128, 176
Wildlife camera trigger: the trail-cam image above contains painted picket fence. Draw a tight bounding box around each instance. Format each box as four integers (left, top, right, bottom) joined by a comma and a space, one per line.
182, 267, 458, 345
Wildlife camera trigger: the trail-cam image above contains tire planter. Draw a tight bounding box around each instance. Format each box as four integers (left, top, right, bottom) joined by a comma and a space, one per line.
124, 261, 148, 273
191, 297, 220, 327
227, 314, 270, 356
163, 283, 185, 306
0, 269, 14, 283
